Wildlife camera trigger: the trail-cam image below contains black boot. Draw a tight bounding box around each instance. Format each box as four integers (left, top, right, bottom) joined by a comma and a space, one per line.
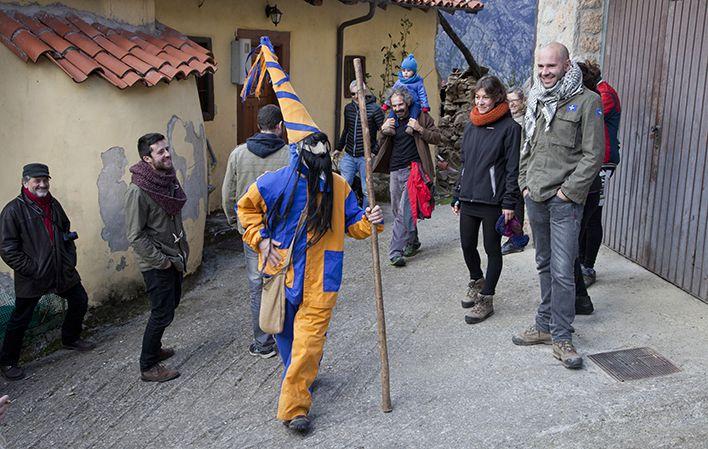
575, 295, 594, 315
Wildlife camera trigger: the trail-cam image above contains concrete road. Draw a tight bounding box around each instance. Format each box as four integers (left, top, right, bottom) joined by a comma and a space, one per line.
1, 207, 707, 449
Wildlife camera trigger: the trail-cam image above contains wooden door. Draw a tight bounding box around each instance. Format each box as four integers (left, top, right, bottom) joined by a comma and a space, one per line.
603, 0, 708, 300
236, 30, 290, 144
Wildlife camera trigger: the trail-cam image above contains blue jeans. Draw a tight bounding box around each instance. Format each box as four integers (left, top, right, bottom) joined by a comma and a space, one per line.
339, 152, 368, 209
243, 242, 275, 350
525, 195, 583, 341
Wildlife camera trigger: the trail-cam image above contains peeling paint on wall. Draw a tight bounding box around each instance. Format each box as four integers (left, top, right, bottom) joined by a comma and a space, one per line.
98, 147, 130, 252
115, 256, 127, 271
166, 115, 208, 221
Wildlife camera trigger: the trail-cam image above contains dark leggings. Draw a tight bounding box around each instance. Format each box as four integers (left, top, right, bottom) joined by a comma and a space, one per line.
575, 190, 602, 296
459, 204, 502, 295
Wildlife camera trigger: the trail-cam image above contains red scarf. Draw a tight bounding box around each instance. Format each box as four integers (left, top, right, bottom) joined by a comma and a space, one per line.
23, 187, 54, 242
469, 102, 510, 127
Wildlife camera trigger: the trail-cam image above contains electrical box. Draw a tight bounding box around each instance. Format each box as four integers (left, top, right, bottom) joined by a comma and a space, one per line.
231, 39, 252, 85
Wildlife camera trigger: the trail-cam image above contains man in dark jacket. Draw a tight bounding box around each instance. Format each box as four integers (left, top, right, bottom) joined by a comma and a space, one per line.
374, 87, 441, 267
336, 80, 385, 208
0, 163, 95, 381
125, 133, 189, 383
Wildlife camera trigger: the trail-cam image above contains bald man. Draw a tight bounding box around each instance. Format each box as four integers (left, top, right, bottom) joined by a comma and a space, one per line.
513, 42, 604, 369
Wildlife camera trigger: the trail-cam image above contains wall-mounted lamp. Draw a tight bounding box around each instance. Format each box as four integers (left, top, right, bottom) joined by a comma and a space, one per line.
265, 4, 283, 26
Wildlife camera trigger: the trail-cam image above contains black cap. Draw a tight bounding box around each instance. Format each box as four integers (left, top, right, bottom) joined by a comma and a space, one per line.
22, 163, 50, 179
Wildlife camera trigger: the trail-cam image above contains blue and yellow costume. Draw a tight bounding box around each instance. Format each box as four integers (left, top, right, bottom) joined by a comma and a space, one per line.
237, 37, 382, 421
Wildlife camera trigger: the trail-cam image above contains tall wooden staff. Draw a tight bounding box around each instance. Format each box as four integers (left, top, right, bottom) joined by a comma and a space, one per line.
353, 58, 392, 413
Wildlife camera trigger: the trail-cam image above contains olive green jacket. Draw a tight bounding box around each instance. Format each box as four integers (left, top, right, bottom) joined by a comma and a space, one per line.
518, 89, 605, 205
124, 184, 189, 272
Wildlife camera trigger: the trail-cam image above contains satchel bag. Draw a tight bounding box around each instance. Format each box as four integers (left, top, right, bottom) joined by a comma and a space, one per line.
259, 209, 307, 334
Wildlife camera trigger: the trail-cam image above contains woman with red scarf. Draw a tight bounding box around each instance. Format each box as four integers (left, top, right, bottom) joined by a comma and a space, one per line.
452, 75, 522, 324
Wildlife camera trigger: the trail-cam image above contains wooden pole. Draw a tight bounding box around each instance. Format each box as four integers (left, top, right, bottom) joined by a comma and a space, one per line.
353, 58, 392, 413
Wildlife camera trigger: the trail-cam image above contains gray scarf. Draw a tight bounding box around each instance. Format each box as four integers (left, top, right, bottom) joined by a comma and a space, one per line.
523, 61, 584, 154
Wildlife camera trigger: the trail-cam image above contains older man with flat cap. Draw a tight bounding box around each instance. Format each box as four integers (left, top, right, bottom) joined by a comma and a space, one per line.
0, 163, 95, 381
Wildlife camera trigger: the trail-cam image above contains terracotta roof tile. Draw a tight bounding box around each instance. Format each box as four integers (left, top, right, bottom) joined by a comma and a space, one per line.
0, 11, 24, 39
12, 29, 52, 62
64, 31, 103, 57
0, 6, 217, 89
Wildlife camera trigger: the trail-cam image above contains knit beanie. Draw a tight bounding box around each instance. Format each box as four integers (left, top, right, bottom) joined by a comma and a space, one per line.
401, 54, 418, 73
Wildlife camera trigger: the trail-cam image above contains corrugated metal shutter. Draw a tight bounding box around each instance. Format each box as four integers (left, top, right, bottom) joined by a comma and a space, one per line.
603, 0, 708, 301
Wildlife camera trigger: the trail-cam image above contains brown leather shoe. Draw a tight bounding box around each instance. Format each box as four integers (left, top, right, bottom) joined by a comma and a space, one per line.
140, 363, 180, 383
158, 347, 175, 362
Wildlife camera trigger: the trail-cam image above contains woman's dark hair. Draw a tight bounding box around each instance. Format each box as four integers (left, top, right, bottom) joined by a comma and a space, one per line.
137, 133, 165, 159
267, 132, 334, 248
473, 75, 506, 105
577, 60, 602, 92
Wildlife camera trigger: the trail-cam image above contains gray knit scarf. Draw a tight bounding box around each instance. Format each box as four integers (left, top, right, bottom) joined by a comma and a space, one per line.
523, 61, 584, 154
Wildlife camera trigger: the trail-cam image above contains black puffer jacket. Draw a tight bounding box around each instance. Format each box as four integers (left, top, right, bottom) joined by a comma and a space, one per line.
0, 190, 81, 298
455, 113, 521, 210
337, 94, 385, 157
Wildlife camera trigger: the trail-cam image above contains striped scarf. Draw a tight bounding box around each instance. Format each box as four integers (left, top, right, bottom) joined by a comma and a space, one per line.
523, 61, 584, 154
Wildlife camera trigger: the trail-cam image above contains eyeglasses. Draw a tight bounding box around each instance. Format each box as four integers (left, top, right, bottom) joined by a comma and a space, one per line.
350, 91, 357, 96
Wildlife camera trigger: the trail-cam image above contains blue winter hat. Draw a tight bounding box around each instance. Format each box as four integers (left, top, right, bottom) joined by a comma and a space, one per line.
401, 54, 418, 72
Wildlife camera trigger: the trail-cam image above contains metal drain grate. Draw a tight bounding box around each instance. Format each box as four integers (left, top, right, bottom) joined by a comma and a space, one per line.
588, 347, 681, 382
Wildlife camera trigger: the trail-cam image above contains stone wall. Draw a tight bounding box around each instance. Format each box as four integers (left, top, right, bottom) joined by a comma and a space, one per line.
535, 0, 607, 63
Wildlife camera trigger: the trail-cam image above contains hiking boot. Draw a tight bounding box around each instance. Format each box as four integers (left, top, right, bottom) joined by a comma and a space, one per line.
62, 339, 96, 352
575, 295, 594, 315
390, 255, 406, 267
249, 343, 277, 359
461, 278, 485, 308
552, 340, 583, 369
140, 363, 180, 383
287, 415, 311, 434
158, 347, 176, 362
581, 266, 596, 288
464, 294, 494, 324
0, 365, 25, 381
512, 325, 552, 346
402, 242, 421, 257
501, 240, 524, 256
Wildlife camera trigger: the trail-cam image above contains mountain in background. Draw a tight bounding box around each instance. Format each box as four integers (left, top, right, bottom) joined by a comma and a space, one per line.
435, 0, 537, 86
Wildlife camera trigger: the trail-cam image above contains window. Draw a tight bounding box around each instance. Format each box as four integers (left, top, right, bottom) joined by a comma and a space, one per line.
188, 36, 215, 121
344, 55, 366, 92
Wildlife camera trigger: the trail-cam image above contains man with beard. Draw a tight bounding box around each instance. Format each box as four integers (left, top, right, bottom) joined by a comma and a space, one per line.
125, 133, 189, 382
513, 42, 604, 369
237, 132, 384, 433
0, 164, 95, 381
374, 86, 441, 267
222, 104, 289, 359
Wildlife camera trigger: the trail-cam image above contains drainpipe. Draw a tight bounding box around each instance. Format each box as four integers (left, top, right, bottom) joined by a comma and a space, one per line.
334, 1, 376, 141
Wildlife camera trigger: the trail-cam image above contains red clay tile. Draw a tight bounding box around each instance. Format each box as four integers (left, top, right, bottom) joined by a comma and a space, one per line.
37, 14, 74, 37
47, 54, 88, 82
121, 53, 153, 75
0, 34, 27, 61
1, 6, 216, 89
14, 13, 50, 35
64, 31, 102, 57
131, 47, 168, 69
143, 69, 168, 86
66, 15, 100, 38
105, 32, 137, 52
94, 51, 132, 77
177, 43, 210, 63
35, 30, 73, 54
11, 29, 52, 62
126, 35, 163, 55
0, 11, 24, 39
95, 66, 128, 89
63, 48, 102, 75
94, 34, 128, 59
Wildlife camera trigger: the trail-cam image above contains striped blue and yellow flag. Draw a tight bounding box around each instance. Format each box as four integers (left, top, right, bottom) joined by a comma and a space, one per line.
240, 36, 320, 144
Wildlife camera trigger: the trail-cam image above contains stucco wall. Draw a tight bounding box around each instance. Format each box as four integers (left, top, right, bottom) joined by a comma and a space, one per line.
0, 48, 207, 305
155, 0, 440, 211
13, 0, 155, 25
534, 0, 606, 63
